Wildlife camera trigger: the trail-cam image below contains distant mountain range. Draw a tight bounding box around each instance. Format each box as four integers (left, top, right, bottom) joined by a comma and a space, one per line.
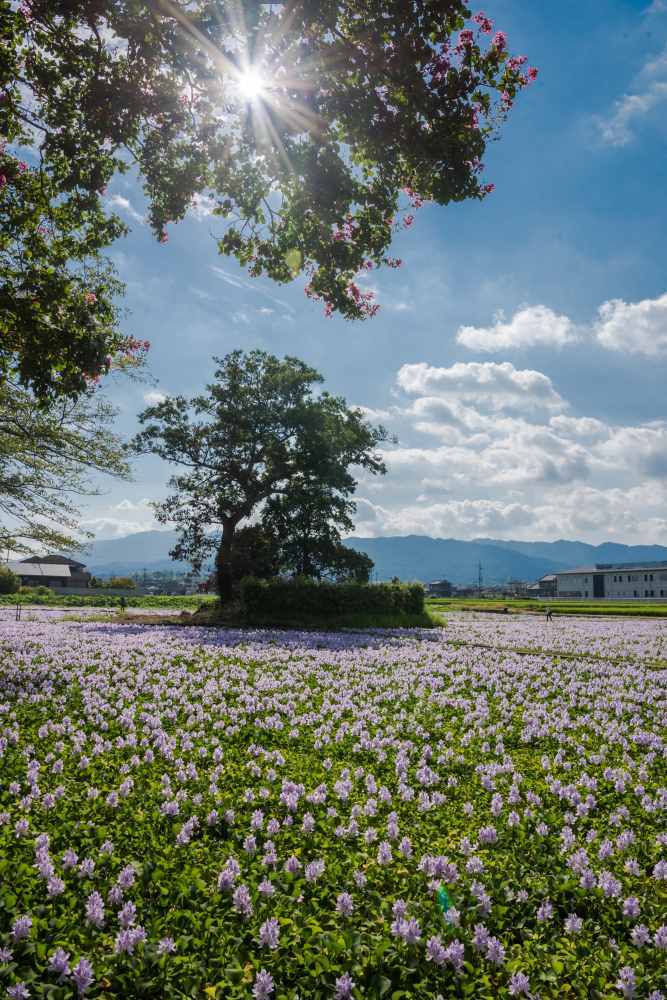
80, 530, 667, 586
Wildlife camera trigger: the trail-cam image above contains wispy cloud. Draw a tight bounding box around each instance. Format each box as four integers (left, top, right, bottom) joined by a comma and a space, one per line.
210, 265, 295, 313
597, 42, 667, 146
107, 193, 145, 225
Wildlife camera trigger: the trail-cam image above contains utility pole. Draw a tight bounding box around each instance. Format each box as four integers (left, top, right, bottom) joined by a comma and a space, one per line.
478, 560, 483, 597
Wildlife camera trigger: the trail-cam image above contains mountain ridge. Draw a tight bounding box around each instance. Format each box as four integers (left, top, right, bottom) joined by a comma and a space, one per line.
79, 530, 667, 586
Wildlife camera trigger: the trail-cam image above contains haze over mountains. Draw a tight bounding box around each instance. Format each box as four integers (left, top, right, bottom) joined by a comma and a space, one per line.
83, 530, 667, 586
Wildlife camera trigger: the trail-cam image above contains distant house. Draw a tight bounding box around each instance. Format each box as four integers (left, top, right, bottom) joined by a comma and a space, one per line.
426, 579, 452, 597
526, 574, 557, 598
8, 555, 91, 590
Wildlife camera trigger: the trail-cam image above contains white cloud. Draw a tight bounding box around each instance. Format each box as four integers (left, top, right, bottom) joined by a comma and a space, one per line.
456, 292, 667, 358
143, 390, 167, 405
594, 293, 667, 356
646, 1, 667, 13
353, 482, 667, 545
189, 192, 215, 220
353, 497, 537, 539
232, 311, 251, 325
397, 361, 565, 411
598, 82, 667, 145
457, 305, 577, 352
597, 42, 667, 146
107, 193, 145, 225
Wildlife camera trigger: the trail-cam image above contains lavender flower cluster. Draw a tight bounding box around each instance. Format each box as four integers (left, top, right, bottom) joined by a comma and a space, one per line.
0, 613, 665, 998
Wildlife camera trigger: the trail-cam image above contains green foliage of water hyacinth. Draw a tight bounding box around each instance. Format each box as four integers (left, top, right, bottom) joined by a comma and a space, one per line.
0, 613, 665, 999
240, 578, 425, 620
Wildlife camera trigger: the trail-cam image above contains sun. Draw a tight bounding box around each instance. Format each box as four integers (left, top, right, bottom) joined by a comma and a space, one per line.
237, 66, 267, 102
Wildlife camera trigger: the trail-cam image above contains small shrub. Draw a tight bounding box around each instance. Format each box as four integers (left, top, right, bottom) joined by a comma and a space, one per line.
0, 565, 19, 594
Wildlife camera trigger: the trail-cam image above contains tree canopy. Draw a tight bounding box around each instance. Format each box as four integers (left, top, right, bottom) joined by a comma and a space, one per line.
132, 349, 388, 599
0, 378, 131, 555
2, 1, 535, 396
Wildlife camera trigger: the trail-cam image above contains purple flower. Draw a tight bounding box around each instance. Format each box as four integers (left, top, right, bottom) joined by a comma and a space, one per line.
399, 836, 412, 858
253, 969, 274, 999
48, 947, 71, 981
305, 859, 325, 883
485, 936, 505, 965
537, 900, 553, 922
426, 935, 446, 965
117, 864, 136, 889
118, 901, 137, 928
258, 917, 280, 949
47, 876, 65, 897
377, 841, 392, 865
157, 937, 176, 955
478, 826, 497, 845
72, 957, 94, 995
7, 985, 31, 999
284, 855, 301, 874
655, 925, 667, 950
565, 914, 583, 934
472, 924, 490, 951
0, 948, 14, 963
616, 966, 637, 998
11, 916, 32, 942
114, 927, 146, 955
335, 972, 355, 998
622, 897, 640, 919
85, 891, 105, 928
444, 939, 465, 973
336, 892, 354, 916
232, 884, 253, 918
631, 924, 651, 946
508, 972, 531, 996
258, 878, 274, 897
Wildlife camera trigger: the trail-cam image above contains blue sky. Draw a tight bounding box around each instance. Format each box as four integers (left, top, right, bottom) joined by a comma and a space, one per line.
85, 0, 667, 545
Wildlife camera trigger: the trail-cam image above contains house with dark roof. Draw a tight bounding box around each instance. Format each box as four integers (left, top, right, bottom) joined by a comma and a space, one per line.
7, 555, 91, 589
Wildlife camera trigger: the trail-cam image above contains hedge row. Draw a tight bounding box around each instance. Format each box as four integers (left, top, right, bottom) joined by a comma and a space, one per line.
240, 577, 424, 618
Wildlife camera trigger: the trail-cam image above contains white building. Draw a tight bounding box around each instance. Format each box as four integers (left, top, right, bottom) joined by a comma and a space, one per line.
555, 562, 667, 600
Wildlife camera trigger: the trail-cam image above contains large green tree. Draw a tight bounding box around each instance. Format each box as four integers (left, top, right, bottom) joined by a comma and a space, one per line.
132, 349, 388, 600
262, 477, 368, 580
0, 379, 131, 554
2, 1, 535, 396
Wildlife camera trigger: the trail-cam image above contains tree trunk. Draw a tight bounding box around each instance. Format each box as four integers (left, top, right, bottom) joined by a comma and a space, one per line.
216, 522, 236, 602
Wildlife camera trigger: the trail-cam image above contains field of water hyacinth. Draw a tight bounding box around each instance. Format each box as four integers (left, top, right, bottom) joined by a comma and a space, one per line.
0, 613, 665, 1000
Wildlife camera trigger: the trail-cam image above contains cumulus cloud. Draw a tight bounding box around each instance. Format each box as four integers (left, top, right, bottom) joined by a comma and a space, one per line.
456, 292, 667, 357
457, 305, 577, 352
143, 390, 167, 405
594, 292, 667, 356
353, 482, 667, 545
397, 361, 565, 411
352, 497, 537, 539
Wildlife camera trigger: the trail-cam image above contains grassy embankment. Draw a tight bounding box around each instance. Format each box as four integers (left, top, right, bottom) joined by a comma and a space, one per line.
0, 592, 219, 610
426, 596, 667, 617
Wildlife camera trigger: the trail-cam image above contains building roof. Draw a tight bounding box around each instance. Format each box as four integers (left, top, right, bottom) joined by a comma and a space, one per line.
8, 562, 71, 578
19, 554, 86, 569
